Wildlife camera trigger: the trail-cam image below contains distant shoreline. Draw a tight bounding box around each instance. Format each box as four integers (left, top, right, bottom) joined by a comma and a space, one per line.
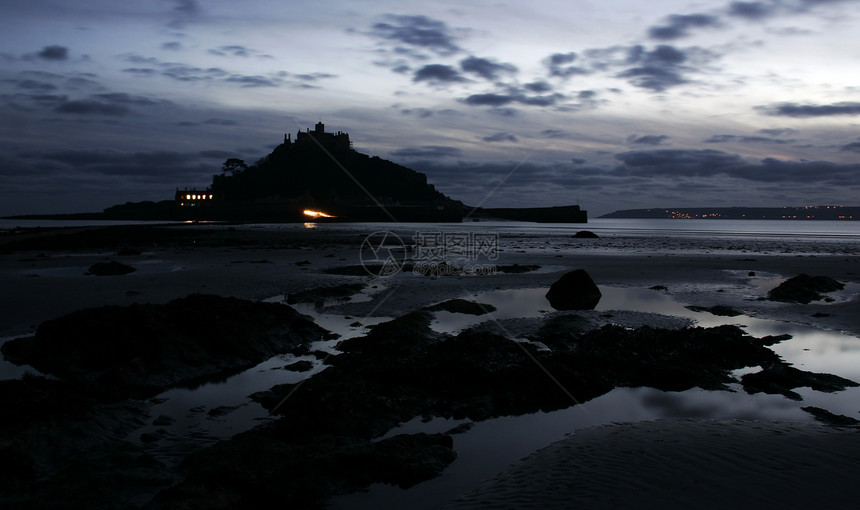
601, 206, 859, 220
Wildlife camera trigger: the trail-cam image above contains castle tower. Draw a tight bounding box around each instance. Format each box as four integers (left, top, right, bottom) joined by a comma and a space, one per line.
314, 121, 325, 135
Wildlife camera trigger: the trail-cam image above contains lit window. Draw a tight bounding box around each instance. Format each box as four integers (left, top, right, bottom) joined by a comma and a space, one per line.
186, 194, 191, 199
209, 194, 213, 199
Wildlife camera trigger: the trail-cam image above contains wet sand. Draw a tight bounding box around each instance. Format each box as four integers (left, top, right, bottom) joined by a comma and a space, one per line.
1, 223, 858, 338
444, 418, 860, 509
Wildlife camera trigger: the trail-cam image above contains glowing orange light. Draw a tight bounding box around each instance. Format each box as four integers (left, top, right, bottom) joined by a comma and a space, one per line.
303, 209, 335, 218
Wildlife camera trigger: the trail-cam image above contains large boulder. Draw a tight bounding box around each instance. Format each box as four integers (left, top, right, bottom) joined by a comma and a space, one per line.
767, 274, 844, 304
88, 260, 135, 276
545, 269, 602, 310
1, 294, 326, 401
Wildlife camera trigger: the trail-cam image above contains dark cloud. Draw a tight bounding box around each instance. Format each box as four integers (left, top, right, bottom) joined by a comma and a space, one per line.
123, 54, 160, 65
648, 14, 721, 40
488, 107, 517, 117
161, 64, 229, 82
54, 100, 130, 116
369, 15, 461, 56
400, 107, 435, 118
22, 148, 213, 177
92, 93, 167, 106
618, 45, 704, 91
481, 132, 518, 143
541, 129, 582, 140
407, 160, 617, 199
120, 54, 301, 89
614, 148, 860, 184
727, 1, 776, 20
48, 92, 170, 116
37, 45, 69, 61
65, 76, 104, 91
224, 74, 281, 87
628, 134, 669, 145
545, 52, 588, 78
460, 56, 517, 80
462, 89, 564, 108
759, 128, 798, 136
390, 145, 463, 158
209, 45, 254, 57
704, 134, 791, 144
123, 68, 159, 76
294, 73, 336, 81
203, 118, 238, 126
413, 64, 467, 84
759, 102, 860, 117
839, 142, 860, 153
198, 150, 234, 159
615, 149, 745, 177
168, 0, 200, 29
525, 81, 553, 93
571, 158, 587, 165
462, 93, 515, 107
161, 42, 183, 51
6, 79, 57, 92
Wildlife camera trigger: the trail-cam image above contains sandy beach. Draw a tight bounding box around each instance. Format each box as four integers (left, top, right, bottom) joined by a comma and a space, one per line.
444, 419, 860, 509
1, 220, 859, 508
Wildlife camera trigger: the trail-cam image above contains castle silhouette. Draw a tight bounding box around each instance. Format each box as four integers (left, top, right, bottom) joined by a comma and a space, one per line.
284, 121, 352, 152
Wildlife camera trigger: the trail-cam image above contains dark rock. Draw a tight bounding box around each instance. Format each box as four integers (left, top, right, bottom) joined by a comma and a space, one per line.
425, 299, 496, 315
312, 350, 330, 360
545, 269, 602, 310
757, 333, 793, 346
117, 247, 142, 256
445, 422, 475, 435
742, 363, 858, 400
573, 230, 599, 239
768, 274, 844, 304
649, 285, 668, 291
685, 305, 743, 317
748, 271, 756, 276
148, 432, 456, 509
283, 360, 314, 372
152, 415, 175, 426
140, 431, 164, 443
349, 321, 363, 327
286, 283, 365, 305
496, 264, 540, 274
88, 260, 136, 276
812, 312, 831, 318
207, 405, 240, 417
802, 406, 860, 426
161, 309, 854, 508
1, 294, 326, 401
0, 374, 169, 508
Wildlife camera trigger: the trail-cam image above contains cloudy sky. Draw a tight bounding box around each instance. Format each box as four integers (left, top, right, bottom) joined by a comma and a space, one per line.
1, 0, 859, 217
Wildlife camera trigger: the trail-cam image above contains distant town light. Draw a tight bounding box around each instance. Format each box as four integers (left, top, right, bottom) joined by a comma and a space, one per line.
303, 209, 335, 218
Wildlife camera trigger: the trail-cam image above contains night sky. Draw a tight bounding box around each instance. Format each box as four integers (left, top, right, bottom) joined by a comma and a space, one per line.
1, 0, 859, 217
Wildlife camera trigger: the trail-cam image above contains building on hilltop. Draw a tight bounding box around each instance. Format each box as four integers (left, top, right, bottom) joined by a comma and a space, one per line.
283, 121, 351, 152
175, 188, 214, 207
